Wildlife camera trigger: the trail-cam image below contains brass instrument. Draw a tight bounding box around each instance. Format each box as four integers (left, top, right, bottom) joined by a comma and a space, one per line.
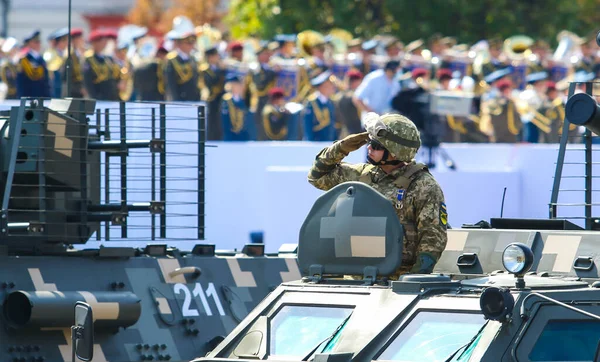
296, 30, 326, 58
512, 88, 552, 134
44, 48, 65, 73
327, 28, 353, 54
119, 63, 134, 101
553, 30, 584, 65
503, 35, 534, 62
195, 23, 222, 60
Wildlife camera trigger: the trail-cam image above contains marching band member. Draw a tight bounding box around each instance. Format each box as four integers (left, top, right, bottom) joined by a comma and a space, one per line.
133, 41, 169, 101
164, 29, 200, 102
353, 39, 378, 76
480, 78, 523, 143
63, 28, 86, 98
333, 69, 364, 138
44, 28, 68, 98
519, 71, 549, 143
83, 29, 120, 101
1, 37, 19, 99
302, 70, 337, 141
16, 30, 51, 98
221, 74, 255, 141
247, 42, 278, 140
199, 46, 227, 140
262, 87, 299, 141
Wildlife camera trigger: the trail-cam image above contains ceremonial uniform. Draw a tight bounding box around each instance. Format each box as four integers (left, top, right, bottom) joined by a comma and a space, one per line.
16, 31, 51, 98
302, 92, 337, 141
199, 51, 227, 140
297, 57, 328, 102
62, 28, 86, 98
248, 63, 277, 140
83, 50, 120, 101
134, 58, 166, 101
0, 38, 18, 99
480, 85, 523, 143
307, 113, 447, 276
164, 50, 200, 101
221, 87, 254, 141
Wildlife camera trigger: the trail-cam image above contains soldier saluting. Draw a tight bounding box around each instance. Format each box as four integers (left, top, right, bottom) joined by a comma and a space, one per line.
82, 29, 120, 101
307, 112, 447, 277
164, 29, 200, 101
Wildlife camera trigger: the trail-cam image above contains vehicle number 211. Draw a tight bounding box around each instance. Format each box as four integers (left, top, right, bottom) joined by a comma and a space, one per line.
174, 282, 226, 317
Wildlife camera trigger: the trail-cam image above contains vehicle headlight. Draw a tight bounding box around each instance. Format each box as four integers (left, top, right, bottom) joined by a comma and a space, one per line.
502, 243, 534, 275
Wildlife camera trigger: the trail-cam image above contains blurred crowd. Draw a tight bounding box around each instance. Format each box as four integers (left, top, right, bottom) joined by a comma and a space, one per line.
1, 16, 599, 143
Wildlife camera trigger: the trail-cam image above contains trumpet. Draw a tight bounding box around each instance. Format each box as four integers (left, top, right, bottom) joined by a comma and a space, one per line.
512, 89, 552, 134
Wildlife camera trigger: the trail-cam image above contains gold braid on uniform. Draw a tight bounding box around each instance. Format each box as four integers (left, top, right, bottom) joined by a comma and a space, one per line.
157, 61, 165, 95
72, 53, 83, 82
86, 54, 112, 84
169, 54, 194, 85
263, 105, 287, 140
225, 95, 244, 133
447, 115, 467, 134
1, 64, 15, 96
19, 57, 44, 81
309, 96, 331, 132
507, 101, 520, 136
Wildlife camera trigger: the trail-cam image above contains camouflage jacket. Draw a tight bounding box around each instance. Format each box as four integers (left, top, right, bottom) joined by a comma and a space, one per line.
307, 141, 448, 273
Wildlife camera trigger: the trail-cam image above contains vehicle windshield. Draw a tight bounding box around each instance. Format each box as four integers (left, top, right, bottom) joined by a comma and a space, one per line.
269, 305, 353, 358
377, 311, 486, 362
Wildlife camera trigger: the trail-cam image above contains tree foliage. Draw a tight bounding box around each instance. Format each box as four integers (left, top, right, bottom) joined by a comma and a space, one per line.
224, 0, 600, 46
128, 0, 226, 34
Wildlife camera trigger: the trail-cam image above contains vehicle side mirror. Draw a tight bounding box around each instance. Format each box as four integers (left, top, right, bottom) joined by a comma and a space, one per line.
72, 301, 94, 361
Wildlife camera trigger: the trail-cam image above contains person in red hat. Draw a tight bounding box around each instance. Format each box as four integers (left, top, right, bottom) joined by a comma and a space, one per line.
227, 40, 244, 62
480, 77, 523, 143
436, 68, 453, 90
62, 28, 87, 97
262, 87, 298, 140
332, 69, 364, 137
82, 29, 120, 100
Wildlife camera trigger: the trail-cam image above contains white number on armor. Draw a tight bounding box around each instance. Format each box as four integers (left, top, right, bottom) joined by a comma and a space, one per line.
173, 283, 226, 317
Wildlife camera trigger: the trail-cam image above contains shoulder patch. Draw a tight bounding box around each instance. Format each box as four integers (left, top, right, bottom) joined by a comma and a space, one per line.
439, 202, 448, 227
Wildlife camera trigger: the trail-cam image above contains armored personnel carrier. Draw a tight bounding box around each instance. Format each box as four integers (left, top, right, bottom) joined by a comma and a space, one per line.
0, 98, 300, 362
192, 80, 600, 361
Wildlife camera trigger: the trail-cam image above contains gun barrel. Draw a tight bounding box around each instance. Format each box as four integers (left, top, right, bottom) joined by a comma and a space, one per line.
4, 291, 141, 329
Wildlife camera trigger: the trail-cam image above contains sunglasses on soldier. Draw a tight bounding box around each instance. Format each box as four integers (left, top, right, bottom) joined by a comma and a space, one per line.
369, 139, 386, 151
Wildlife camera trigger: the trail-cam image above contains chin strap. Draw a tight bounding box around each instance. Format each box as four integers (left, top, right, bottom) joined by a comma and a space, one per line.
367, 149, 403, 166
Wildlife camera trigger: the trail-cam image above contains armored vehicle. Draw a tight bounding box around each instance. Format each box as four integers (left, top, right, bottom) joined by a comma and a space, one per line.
0, 98, 300, 362
192, 80, 600, 362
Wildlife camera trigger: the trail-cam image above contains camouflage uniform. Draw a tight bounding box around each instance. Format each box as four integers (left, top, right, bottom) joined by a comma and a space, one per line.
307, 113, 448, 276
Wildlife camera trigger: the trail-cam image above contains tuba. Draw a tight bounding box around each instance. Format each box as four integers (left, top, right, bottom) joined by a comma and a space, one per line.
551, 30, 583, 83
503, 35, 534, 62
504, 35, 534, 90
296, 30, 325, 58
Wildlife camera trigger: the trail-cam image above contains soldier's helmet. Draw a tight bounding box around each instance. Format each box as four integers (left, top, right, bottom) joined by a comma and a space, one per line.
365, 112, 421, 161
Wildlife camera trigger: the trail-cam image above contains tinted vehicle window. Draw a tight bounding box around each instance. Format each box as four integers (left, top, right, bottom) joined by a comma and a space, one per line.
378, 311, 486, 361
529, 320, 600, 361
269, 306, 353, 357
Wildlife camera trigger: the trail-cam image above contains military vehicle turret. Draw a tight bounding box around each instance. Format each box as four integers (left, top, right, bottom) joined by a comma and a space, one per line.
192, 75, 600, 361
0, 98, 300, 362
